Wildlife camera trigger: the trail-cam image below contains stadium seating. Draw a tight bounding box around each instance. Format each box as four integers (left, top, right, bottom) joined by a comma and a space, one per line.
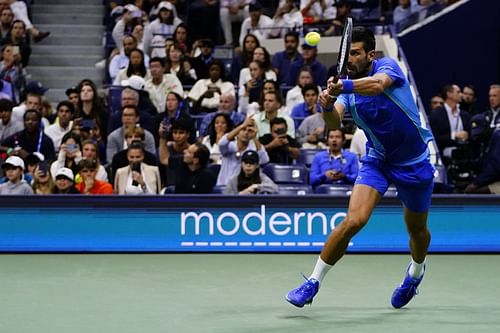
297, 149, 320, 168
263, 163, 308, 185
278, 185, 312, 196
315, 184, 353, 196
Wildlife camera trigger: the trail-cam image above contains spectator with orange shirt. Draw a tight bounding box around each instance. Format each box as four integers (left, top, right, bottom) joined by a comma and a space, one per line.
75, 159, 113, 195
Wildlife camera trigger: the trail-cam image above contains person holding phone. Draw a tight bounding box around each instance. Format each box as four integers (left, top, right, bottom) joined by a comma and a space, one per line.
114, 141, 161, 194
50, 132, 81, 180
32, 160, 54, 194
259, 117, 301, 164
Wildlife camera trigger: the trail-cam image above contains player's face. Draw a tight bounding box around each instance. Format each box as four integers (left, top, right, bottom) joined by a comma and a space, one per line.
347, 42, 375, 79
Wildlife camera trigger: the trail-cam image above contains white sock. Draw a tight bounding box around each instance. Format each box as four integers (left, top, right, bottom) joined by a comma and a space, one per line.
408, 258, 425, 279
309, 256, 333, 284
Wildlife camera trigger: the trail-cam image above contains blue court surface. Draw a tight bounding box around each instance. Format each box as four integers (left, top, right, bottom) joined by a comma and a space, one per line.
1, 253, 499, 333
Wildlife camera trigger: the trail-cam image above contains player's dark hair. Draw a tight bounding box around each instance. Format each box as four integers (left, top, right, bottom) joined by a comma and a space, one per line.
352, 26, 375, 53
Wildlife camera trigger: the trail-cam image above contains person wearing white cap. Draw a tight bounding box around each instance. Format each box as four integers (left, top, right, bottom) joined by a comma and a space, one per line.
53, 167, 79, 194
143, 1, 182, 55
0, 155, 33, 194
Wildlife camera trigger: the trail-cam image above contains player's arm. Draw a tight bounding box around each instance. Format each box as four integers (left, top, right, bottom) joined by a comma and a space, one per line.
319, 88, 345, 130
329, 73, 393, 96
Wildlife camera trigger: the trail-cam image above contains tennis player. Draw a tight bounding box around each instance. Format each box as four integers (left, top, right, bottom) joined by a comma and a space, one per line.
286, 26, 435, 309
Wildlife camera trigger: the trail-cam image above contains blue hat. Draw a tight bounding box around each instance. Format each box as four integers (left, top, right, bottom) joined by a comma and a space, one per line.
25, 81, 49, 95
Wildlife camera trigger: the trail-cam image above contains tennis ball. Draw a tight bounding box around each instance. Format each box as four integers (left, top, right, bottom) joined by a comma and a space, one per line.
305, 32, 321, 46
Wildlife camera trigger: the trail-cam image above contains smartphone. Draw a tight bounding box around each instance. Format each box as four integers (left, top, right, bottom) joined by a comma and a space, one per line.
12, 46, 20, 55
38, 160, 48, 176
66, 143, 78, 153
131, 162, 141, 186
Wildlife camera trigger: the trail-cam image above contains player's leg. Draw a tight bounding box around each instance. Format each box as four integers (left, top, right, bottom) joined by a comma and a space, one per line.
285, 184, 382, 308
404, 208, 431, 265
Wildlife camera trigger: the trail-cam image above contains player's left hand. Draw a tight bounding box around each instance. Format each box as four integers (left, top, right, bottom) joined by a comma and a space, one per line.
327, 79, 344, 96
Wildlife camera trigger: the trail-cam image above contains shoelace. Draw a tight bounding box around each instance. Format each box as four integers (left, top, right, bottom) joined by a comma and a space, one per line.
295, 273, 316, 295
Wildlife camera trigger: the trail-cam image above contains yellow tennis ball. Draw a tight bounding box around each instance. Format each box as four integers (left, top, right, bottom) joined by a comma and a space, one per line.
305, 32, 321, 46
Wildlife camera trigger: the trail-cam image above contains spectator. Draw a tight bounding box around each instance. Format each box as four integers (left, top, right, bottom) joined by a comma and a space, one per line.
2, 0, 50, 43
32, 163, 54, 194
110, 126, 158, 182
131, 23, 145, 50
173, 22, 192, 56
0, 98, 22, 144
49, 132, 81, 181
291, 83, 322, 127
201, 113, 234, 164
230, 33, 259, 83
114, 48, 151, 85
52, 167, 79, 194
190, 38, 215, 80
224, 149, 278, 194
296, 111, 326, 149
271, 31, 303, 85
238, 61, 266, 114
270, 0, 303, 39
109, 35, 150, 82
485, 84, 500, 129
239, 79, 283, 118
75, 158, 113, 195
112, 4, 143, 53
220, 0, 250, 46
114, 141, 161, 194
429, 84, 471, 159
285, 67, 318, 115
65, 86, 79, 110
259, 117, 301, 164
144, 57, 184, 115
428, 94, 444, 114
44, 101, 74, 153
310, 128, 359, 187
287, 42, 328, 87
80, 139, 108, 182
1, 109, 55, 161
122, 74, 158, 116
461, 84, 479, 116
188, 60, 235, 114
217, 117, 269, 186
300, 0, 336, 24
238, 46, 277, 92
0, 44, 23, 102
154, 91, 194, 143
2, 19, 30, 67
198, 93, 244, 137
158, 117, 193, 186
106, 106, 156, 163
0, 155, 32, 194
239, 1, 273, 46
108, 87, 154, 134
143, 1, 182, 54
11, 81, 48, 125
165, 43, 197, 86
324, 0, 352, 36
252, 91, 295, 138
75, 80, 108, 136
0, 7, 13, 39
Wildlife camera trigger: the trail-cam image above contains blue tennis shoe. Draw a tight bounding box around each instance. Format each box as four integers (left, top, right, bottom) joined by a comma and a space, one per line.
391, 265, 425, 308
286, 275, 319, 308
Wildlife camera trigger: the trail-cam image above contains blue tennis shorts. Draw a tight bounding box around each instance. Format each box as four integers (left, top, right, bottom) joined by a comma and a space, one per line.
355, 158, 435, 212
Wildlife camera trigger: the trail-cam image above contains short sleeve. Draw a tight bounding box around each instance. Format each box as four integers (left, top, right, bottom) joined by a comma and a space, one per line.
374, 58, 405, 87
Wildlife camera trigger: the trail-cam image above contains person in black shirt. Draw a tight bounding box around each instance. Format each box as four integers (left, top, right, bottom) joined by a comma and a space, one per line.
259, 117, 301, 164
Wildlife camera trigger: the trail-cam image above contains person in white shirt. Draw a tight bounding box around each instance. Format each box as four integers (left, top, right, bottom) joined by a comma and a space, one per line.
44, 101, 74, 153
144, 57, 184, 113
109, 35, 150, 82
238, 46, 277, 91
270, 0, 303, 38
143, 1, 182, 55
252, 90, 295, 138
285, 67, 320, 115
187, 60, 235, 114
0, 98, 22, 143
220, 0, 250, 46
239, 1, 273, 46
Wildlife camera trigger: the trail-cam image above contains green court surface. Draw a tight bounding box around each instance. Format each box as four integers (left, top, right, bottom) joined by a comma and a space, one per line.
1, 254, 499, 333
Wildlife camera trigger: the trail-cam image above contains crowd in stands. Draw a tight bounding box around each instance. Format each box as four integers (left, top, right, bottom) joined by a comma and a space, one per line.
1, 0, 495, 196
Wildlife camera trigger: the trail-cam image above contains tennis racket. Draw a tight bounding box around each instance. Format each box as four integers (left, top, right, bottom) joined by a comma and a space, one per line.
324, 17, 353, 129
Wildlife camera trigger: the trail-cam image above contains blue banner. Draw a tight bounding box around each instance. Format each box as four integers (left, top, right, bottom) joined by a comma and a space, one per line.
1, 196, 499, 252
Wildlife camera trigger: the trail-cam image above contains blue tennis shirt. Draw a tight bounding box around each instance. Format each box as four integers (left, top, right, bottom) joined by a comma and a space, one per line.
337, 57, 434, 166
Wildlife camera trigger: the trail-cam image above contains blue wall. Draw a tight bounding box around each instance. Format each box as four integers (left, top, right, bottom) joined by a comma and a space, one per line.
399, 0, 500, 112
1, 195, 499, 253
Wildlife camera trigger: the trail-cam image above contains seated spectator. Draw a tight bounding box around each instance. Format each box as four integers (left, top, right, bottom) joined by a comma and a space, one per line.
109, 35, 150, 82
165, 43, 197, 86
238, 61, 266, 113
324, 0, 352, 36
461, 84, 479, 116
65, 86, 79, 110
114, 48, 151, 85
154, 91, 194, 143
75, 80, 108, 136
285, 67, 320, 115
429, 84, 471, 161
271, 31, 303, 85
201, 113, 234, 164
0, 7, 13, 40
114, 141, 161, 194
239, 1, 273, 46
428, 94, 444, 114
52, 167, 79, 194
121, 75, 158, 116
0, 155, 32, 194
32, 162, 54, 194
0, 44, 23, 102
0, 98, 22, 144
224, 149, 278, 194
158, 117, 193, 186
190, 38, 215, 80
270, 0, 303, 39
198, 93, 244, 137
112, 4, 143, 54
259, 117, 301, 164
188, 60, 235, 114
1, 109, 55, 161
2, 19, 30, 67
296, 111, 326, 149
290, 83, 322, 127
44, 101, 74, 153
310, 128, 359, 187
144, 57, 184, 114
252, 91, 295, 138
80, 139, 108, 182
11, 81, 48, 125
300, 0, 336, 25
106, 106, 156, 163
75, 159, 113, 195
217, 117, 269, 186
286, 42, 328, 87
238, 46, 277, 91
50, 132, 82, 181
111, 126, 158, 182
173, 22, 192, 56
143, 1, 182, 55
5, 0, 50, 43
239, 79, 283, 117
220, 0, 249, 46
108, 87, 154, 134
465, 129, 500, 194
230, 33, 259, 83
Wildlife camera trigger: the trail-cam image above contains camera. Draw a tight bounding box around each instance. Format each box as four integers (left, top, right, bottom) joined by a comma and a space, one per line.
66, 143, 78, 153
38, 160, 48, 176
275, 127, 287, 137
